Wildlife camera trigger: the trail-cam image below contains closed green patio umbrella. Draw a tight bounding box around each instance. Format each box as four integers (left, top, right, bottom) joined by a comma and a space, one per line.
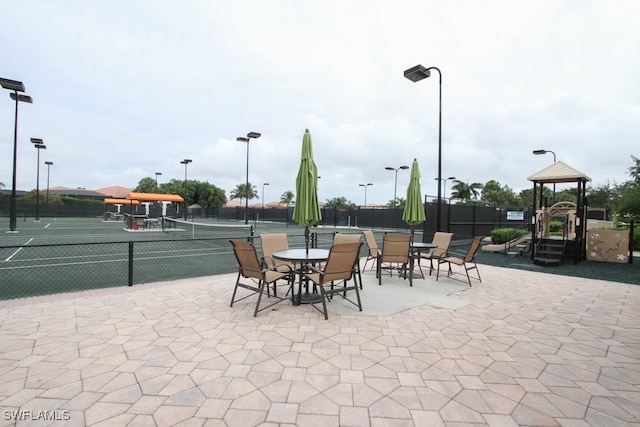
292, 129, 322, 252
402, 158, 426, 242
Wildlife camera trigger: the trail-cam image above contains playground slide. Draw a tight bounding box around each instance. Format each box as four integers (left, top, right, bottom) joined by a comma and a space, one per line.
481, 234, 531, 253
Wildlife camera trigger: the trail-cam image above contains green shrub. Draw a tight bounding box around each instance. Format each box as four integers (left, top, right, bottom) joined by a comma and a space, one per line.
634, 227, 640, 251
549, 220, 564, 232
491, 228, 528, 245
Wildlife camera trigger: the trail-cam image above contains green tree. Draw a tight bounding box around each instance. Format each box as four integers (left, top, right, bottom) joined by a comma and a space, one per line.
518, 186, 554, 208
586, 183, 613, 209
386, 197, 406, 208
157, 179, 226, 208
481, 180, 520, 206
280, 190, 294, 207
615, 181, 640, 221
450, 180, 484, 201
325, 197, 355, 208
230, 182, 258, 205
627, 155, 640, 185
134, 177, 159, 193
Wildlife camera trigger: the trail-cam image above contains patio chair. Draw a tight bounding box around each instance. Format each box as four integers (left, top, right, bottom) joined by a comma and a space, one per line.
260, 233, 294, 272
436, 236, 484, 286
229, 240, 294, 317
420, 232, 453, 275
362, 230, 380, 271
301, 241, 363, 320
377, 234, 412, 286
333, 233, 363, 288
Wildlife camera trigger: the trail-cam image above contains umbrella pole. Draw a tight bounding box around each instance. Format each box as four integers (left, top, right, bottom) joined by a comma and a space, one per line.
305, 226, 310, 253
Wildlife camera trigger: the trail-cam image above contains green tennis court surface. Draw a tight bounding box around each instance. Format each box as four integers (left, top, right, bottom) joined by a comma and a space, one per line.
0, 218, 370, 300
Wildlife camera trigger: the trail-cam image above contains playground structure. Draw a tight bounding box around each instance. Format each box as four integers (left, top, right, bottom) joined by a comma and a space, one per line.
528, 161, 591, 266
482, 201, 579, 256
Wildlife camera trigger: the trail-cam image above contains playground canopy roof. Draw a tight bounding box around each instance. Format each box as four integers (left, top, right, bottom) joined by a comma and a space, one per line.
126, 192, 184, 203
104, 198, 139, 205
527, 160, 592, 184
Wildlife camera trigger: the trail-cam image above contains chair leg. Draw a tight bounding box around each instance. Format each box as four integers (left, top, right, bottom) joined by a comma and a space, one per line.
253, 280, 266, 317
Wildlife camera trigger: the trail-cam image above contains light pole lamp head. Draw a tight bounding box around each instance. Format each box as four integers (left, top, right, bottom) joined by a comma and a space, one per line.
0, 78, 25, 92
532, 149, 547, 155
31, 138, 44, 145
247, 132, 261, 139
263, 182, 269, 186
404, 64, 430, 82
9, 93, 33, 103
447, 176, 456, 180
45, 161, 53, 166
181, 159, 192, 165
385, 167, 394, 171
155, 172, 162, 176
236, 137, 249, 143
34, 144, 46, 149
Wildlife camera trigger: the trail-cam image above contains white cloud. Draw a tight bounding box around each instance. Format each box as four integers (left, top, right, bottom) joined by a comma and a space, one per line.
1, 0, 638, 206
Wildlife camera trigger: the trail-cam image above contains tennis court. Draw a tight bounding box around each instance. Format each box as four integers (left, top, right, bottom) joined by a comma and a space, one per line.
0, 217, 376, 300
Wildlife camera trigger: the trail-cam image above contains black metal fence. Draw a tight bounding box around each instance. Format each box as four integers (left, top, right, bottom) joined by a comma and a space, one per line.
0, 230, 349, 301
1, 199, 531, 240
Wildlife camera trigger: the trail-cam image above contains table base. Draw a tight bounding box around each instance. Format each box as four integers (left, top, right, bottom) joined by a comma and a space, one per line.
298, 292, 323, 304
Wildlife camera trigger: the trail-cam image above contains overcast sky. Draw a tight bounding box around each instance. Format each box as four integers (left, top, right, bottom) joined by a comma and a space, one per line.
1, 1, 639, 206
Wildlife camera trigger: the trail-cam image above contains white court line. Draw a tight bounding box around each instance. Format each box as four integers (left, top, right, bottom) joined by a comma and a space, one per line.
44, 222, 52, 229
5, 238, 34, 262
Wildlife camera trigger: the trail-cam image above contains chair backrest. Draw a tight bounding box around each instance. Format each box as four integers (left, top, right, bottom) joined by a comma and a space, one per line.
381, 234, 411, 263
464, 236, 484, 262
362, 230, 378, 254
321, 242, 362, 283
230, 240, 263, 280
334, 233, 362, 245
430, 232, 453, 257
260, 233, 289, 259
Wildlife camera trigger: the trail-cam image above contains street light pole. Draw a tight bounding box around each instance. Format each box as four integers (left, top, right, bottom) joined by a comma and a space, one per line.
404, 64, 443, 232
262, 182, 269, 220
155, 172, 162, 190
1, 78, 32, 233
180, 159, 192, 220
359, 183, 373, 207
435, 176, 456, 201
533, 149, 557, 204
31, 138, 46, 222
237, 132, 261, 224
45, 161, 53, 215
385, 165, 409, 207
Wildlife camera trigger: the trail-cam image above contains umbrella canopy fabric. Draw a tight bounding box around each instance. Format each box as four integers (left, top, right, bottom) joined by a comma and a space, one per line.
292, 129, 322, 227
402, 158, 426, 226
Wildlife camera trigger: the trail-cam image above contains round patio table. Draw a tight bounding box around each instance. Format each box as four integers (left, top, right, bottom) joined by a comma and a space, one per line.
272, 249, 330, 305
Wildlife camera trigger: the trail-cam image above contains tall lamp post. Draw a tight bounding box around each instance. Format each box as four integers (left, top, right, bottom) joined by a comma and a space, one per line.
31, 138, 46, 222
1, 78, 33, 233
385, 165, 409, 207
435, 176, 456, 201
404, 64, 443, 232
155, 172, 162, 190
236, 131, 261, 224
45, 161, 53, 214
262, 182, 269, 219
359, 183, 373, 207
180, 159, 192, 219
533, 149, 557, 204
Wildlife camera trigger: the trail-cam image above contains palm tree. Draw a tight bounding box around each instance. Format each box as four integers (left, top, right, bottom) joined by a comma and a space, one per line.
230, 182, 258, 205
628, 155, 640, 185
280, 190, 294, 207
450, 180, 484, 201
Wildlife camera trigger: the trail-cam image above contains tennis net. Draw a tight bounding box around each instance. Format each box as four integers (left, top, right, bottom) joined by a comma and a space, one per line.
162, 217, 253, 239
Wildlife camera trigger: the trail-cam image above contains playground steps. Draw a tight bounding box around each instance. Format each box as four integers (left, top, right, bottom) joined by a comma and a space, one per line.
534, 237, 566, 266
